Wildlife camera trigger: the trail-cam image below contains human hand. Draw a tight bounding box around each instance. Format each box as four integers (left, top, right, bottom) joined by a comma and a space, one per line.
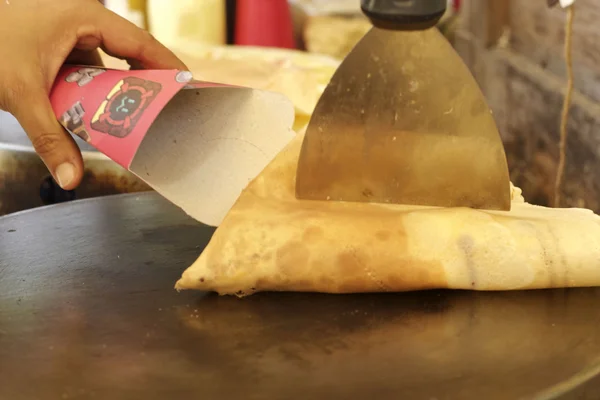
0, 0, 187, 190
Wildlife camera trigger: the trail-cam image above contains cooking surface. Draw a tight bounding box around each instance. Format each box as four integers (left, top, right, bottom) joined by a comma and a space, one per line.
1, 192, 600, 399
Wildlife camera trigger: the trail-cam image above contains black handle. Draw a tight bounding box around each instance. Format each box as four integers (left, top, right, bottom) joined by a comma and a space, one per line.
360, 0, 447, 30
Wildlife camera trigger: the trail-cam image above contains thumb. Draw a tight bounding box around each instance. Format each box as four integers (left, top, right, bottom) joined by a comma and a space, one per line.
11, 89, 84, 190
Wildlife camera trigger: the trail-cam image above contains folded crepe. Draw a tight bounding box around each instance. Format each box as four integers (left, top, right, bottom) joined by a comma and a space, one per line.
176, 132, 600, 296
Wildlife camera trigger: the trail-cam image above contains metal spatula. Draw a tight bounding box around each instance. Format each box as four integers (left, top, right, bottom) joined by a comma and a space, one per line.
295, 27, 511, 211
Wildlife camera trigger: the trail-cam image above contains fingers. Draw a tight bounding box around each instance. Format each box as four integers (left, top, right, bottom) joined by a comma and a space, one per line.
91, 7, 188, 71
9, 87, 84, 190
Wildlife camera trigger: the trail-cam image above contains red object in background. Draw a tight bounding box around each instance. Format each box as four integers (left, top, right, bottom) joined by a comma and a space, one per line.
452, 0, 461, 12
234, 0, 295, 49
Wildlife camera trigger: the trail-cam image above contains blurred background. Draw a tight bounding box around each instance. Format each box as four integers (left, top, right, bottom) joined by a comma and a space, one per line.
0, 0, 597, 216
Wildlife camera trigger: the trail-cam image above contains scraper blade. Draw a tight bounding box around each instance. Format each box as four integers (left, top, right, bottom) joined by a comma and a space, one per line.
295, 27, 511, 211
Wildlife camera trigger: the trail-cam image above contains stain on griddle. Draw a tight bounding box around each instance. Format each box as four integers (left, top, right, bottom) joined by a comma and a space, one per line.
166, 290, 472, 386
188, 291, 455, 346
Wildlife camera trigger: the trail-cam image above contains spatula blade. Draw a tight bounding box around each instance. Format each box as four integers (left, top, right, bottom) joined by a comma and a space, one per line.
295, 27, 511, 211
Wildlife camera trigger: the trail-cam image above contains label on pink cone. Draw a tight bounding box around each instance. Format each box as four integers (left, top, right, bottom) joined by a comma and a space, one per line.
50, 66, 196, 168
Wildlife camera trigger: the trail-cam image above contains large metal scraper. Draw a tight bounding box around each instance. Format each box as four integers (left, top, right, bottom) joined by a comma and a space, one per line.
295, 27, 511, 211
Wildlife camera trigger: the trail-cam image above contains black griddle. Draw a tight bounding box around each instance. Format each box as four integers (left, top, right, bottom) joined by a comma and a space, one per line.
1, 192, 600, 399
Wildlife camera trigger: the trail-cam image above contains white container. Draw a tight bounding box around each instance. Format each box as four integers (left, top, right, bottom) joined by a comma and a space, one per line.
147, 0, 226, 47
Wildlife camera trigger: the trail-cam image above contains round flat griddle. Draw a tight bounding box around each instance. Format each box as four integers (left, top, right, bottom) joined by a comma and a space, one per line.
1, 192, 600, 400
